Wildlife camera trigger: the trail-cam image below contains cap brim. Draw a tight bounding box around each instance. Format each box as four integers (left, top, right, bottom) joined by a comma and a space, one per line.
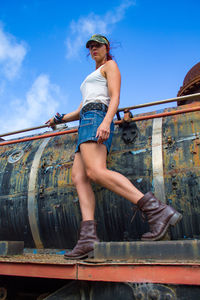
86, 38, 105, 48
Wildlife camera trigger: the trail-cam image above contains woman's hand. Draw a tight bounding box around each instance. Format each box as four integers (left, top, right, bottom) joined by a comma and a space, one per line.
96, 120, 110, 144
45, 117, 55, 128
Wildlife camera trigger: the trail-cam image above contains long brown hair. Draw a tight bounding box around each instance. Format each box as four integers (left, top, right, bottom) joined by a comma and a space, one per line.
106, 44, 113, 61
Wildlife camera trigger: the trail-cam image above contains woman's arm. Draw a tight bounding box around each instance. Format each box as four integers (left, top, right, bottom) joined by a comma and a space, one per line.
96, 61, 121, 143
46, 102, 82, 127
103, 60, 121, 123
62, 101, 83, 122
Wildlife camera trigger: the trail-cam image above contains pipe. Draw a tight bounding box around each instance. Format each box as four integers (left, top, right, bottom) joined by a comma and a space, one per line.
0, 106, 199, 147
117, 92, 200, 112
1, 93, 200, 139
115, 105, 200, 124
0, 124, 49, 138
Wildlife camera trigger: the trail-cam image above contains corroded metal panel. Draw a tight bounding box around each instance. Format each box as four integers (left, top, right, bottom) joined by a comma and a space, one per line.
162, 106, 200, 239
0, 105, 199, 249
28, 137, 51, 248
0, 140, 43, 247
94, 240, 200, 261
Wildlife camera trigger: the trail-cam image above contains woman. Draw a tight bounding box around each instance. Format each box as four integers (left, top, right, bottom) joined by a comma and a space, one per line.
46, 34, 182, 259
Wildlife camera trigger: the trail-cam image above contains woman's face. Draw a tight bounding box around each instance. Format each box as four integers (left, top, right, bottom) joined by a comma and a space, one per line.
89, 42, 107, 62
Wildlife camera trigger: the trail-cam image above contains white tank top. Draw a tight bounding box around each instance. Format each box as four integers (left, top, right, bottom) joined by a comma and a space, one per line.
80, 65, 110, 107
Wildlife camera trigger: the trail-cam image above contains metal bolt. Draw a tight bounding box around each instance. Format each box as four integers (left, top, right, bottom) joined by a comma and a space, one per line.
0, 287, 7, 300
167, 136, 173, 144
164, 293, 173, 300
148, 289, 160, 300
135, 291, 144, 300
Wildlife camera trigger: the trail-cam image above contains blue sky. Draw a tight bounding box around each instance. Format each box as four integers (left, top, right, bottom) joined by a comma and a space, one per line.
0, 0, 200, 136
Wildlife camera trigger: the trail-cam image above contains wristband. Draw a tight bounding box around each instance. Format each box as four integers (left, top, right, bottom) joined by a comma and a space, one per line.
53, 113, 65, 124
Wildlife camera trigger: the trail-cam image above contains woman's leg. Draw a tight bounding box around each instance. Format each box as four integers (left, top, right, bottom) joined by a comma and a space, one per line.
64, 152, 98, 259
79, 142, 144, 204
80, 142, 182, 241
72, 153, 95, 220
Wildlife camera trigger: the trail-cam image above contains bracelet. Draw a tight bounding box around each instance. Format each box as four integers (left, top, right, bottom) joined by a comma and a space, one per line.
53, 112, 65, 124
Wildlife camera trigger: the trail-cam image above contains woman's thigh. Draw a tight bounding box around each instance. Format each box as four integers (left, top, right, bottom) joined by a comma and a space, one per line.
79, 142, 107, 171
72, 152, 88, 183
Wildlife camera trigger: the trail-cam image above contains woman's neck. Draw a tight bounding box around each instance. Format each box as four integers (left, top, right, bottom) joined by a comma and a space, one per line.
95, 58, 107, 69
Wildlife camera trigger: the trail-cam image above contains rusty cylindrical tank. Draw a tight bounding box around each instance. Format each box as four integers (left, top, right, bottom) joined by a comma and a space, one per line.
0, 103, 199, 249
177, 62, 200, 105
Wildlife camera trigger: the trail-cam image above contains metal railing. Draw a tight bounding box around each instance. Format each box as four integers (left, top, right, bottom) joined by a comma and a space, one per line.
0, 93, 200, 146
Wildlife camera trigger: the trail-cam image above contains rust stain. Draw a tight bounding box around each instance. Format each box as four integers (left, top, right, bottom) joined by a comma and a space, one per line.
0, 107, 199, 248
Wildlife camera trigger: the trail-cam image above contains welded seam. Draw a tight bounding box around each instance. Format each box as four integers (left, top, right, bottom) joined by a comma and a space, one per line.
152, 117, 166, 203
28, 137, 51, 248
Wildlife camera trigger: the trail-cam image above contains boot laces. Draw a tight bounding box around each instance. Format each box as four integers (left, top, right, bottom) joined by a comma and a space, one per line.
131, 207, 146, 223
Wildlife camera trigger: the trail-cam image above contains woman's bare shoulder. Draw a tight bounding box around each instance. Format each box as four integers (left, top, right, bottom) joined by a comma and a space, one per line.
105, 60, 118, 68
101, 60, 120, 78
104, 60, 120, 73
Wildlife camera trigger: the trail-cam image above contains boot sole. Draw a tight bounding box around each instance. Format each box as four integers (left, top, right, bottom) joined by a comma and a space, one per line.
141, 212, 183, 241
64, 250, 94, 260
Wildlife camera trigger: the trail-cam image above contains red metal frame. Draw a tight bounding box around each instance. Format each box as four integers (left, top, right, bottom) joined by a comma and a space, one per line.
0, 261, 200, 285
0, 106, 200, 147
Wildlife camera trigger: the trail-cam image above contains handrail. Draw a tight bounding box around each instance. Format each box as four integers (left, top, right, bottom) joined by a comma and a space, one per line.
1, 92, 200, 139
117, 92, 200, 112
0, 124, 49, 138
0, 106, 199, 147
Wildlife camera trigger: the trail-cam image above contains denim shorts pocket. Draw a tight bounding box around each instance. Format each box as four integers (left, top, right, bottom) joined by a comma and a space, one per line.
93, 110, 106, 118
79, 117, 94, 128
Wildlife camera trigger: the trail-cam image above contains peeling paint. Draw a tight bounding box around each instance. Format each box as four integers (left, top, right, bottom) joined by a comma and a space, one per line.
131, 149, 147, 155
136, 178, 143, 183
0, 106, 199, 249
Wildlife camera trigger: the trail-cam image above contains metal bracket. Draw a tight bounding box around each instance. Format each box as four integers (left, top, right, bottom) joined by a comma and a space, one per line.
120, 110, 138, 144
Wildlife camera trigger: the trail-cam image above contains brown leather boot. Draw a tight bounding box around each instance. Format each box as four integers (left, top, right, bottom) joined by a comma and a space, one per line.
64, 220, 99, 260
137, 192, 182, 241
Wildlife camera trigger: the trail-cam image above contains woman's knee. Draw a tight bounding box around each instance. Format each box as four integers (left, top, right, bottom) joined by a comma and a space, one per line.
72, 168, 88, 185
86, 167, 104, 183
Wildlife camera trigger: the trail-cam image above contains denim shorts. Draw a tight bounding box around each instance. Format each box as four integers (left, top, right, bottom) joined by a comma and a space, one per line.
75, 110, 114, 153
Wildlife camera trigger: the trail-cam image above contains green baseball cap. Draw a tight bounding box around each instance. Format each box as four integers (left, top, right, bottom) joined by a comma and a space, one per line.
86, 34, 109, 48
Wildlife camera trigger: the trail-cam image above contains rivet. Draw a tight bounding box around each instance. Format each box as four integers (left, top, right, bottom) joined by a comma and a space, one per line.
148, 289, 159, 300
164, 293, 173, 300
135, 291, 144, 300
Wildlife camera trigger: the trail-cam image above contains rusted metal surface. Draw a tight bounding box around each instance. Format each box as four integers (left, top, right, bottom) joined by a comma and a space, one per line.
42, 281, 199, 300
162, 106, 200, 240
123, 109, 133, 122
178, 62, 200, 97
0, 241, 24, 256
78, 264, 200, 285
28, 137, 51, 249
1, 93, 200, 140
0, 261, 76, 280
0, 287, 7, 300
0, 128, 78, 146
0, 103, 199, 250
1, 278, 200, 299
0, 105, 200, 146
0, 255, 200, 285
94, 240, 200, 261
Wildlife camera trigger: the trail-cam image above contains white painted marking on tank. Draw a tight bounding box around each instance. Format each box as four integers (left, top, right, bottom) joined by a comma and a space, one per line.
28, 137, 51, 248
152, 117, 166, 203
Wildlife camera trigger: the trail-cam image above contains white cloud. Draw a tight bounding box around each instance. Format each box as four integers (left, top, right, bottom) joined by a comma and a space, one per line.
66, 0, 135, 59
0, 74, 64, 136
0, 25, 27, 79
